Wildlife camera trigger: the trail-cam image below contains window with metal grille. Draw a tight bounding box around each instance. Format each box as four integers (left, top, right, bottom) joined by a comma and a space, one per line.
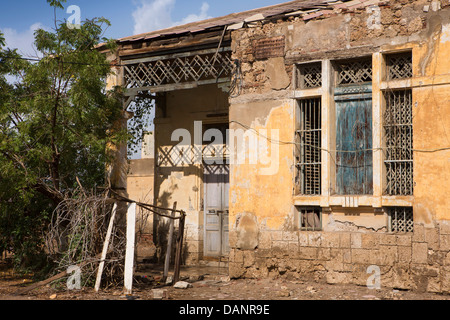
387, 207, 414, 233
336, 58, 373, 85
297, 62, 322, 89
386, 52, 413, 80
384, 90, 413, 196
296, 98, 322, 195
298, 207, 322, 231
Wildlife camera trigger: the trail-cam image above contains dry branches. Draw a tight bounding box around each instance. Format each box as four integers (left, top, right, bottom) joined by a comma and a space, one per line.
45, 188, 126, 288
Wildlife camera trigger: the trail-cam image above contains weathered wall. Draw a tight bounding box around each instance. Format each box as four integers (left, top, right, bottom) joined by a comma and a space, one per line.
154, 83, 229, 265
228, 0, 450, 293
127, 159, 156, 261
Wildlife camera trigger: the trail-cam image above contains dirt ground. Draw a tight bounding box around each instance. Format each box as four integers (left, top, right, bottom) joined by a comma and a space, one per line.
1, 260, 450, 301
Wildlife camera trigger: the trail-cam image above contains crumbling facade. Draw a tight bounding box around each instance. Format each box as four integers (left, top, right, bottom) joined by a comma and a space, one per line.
104, 0, 450, 293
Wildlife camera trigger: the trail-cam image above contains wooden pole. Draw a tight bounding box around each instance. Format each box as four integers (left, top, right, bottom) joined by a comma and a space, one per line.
124, 202, 137, 295
173, 213, 185, 284
163, 202, 177, 282
94, 203, 117, 292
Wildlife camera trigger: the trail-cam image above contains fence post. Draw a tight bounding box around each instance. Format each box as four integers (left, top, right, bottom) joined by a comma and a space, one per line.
163, 202, 177, 282
173, 212, 185, 284
95, 203, 118, 292
124, 202, 137, 295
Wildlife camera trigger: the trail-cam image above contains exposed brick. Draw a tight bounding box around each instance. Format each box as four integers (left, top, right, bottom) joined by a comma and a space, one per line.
343, 249, 352, 264
441, 266, 450, 293
351, 233, 362, 249
330, 248, 344, 262
380, 234, 397, 246
258, 231, 272, 250
298, 232, 308, 247
379, 245, 398, 265
282, 231, 298, 242
361, 233, 380, 249
412, 242, 428, 264
321, 232, 341, 248
398, 246, 412, 263
325, 260, 345, 272
425, 227, 440, 250
439, 221, 450, 235
243, 251, 256, 268
271, 230, 283, 241
317, 247, 331, 260
299, 247, 318, 260
352, 248, 373, 264
229, 262, 245, 279
340, 233, 351, 248
396, 234, 412, 246
229, 230, 238, 248
308, 232, 323, 247
440, 234, 450, 251
412, 224, 425, 242
326, 271, 352, 284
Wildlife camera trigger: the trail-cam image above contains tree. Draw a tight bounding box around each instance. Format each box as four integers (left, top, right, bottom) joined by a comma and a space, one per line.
0, 0, 125, 270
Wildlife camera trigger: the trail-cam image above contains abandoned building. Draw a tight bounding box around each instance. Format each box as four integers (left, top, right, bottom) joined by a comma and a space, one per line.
102, 0, 450, 293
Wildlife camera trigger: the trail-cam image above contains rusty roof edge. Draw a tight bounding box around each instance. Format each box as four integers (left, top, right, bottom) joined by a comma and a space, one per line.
96, 0, 383, 51
116, 0, 334, 43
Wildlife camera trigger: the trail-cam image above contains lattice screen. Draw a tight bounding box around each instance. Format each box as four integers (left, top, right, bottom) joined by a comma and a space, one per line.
296, 98, 322, 195
157, 144, 230, 167
297, 62, 322, 89
388, 207, 414, 233
386, 52, 413, 80
384, 90, 413, 196
123, 51, 233, 89
336, 59, 373, 85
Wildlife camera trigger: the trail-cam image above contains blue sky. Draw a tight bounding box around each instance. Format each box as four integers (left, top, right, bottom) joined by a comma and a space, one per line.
0, 0, 285, 56
0, 0, 285, 158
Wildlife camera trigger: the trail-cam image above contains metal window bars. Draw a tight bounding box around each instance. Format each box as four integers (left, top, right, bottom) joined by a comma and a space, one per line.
387, 207, 414, 233
296, 98, 322, 195
299, 207, 322, 231
384, 90, 413, 196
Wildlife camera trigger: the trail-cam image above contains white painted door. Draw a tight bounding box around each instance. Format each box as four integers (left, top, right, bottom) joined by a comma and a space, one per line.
203, 163, 230, 257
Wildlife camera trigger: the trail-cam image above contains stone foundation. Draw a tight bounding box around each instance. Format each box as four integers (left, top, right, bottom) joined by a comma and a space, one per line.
229, 221, 450, 293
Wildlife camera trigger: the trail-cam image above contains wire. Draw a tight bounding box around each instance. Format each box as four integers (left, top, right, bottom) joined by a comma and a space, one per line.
229, 118, 450, 154
1, 55, 125, 67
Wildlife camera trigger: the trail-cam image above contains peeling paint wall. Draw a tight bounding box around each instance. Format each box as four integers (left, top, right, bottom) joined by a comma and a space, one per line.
153, 83, 229, 265
228, 0, 450, 293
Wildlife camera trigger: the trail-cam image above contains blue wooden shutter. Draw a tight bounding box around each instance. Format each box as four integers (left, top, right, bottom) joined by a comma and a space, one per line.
335, 85, 373, 195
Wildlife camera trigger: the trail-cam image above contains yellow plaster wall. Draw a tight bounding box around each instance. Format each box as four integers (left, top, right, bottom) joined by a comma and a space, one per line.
229, 100, 295, 231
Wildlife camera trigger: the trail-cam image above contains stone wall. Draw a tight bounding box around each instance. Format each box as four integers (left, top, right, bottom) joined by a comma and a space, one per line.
229, 221, 450, 293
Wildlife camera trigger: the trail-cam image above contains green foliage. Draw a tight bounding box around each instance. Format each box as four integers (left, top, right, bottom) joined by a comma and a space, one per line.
0, 8, 125, 272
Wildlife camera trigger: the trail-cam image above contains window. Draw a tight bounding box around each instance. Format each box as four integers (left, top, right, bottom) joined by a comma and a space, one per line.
296, 98, 322, 195
386, 52, 413, 80
298, 207, 322, 231
383, 51, 413, 196
296, 62, 322, 89
384, 90, 413, 196
336, 58, 373, 85
387, 207, 414, 233
334, 58, 373, 195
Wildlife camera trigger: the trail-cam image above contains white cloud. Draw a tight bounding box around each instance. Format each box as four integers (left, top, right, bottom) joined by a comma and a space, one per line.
132, 0, 211, 35
2, 23, 46, 58
177, 2, 211, 25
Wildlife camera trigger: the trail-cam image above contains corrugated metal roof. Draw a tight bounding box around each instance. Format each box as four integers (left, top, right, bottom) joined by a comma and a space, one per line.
118, 0, 385, 43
